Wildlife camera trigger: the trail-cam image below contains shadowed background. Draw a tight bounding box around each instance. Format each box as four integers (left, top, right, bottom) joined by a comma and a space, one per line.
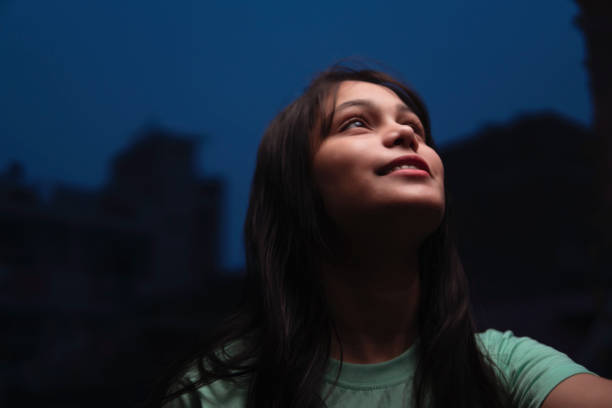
0, 0, 611, 406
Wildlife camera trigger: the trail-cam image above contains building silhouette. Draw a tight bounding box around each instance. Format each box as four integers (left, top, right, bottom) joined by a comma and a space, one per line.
102, 128, 222, 294
440, 115, 609, 375
575, 0, 612, 286
0, 127, 234, 406
576, 0, 612, 151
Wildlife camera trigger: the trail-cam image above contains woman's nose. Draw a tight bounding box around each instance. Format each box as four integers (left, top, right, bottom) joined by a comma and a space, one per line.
382, 124, 419, 150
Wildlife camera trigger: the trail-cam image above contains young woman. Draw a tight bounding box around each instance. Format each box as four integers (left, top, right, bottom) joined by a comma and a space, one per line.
157, 66, 611, 407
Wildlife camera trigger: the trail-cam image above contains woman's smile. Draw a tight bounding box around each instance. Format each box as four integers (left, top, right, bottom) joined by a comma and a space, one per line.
387, 168, 430, 177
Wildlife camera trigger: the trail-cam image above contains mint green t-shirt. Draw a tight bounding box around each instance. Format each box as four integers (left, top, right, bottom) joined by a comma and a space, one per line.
165, 329, 593, 408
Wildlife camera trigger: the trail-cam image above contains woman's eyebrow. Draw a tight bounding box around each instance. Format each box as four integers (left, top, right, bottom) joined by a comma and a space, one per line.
396, 104, 420, 120
334, 99, 376, 114
335, 99, 415, 117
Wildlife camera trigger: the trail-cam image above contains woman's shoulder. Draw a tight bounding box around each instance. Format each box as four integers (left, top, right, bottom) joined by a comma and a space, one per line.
475, 328, 591, 374
476, 328, 594, 407
476, 328, 581, 365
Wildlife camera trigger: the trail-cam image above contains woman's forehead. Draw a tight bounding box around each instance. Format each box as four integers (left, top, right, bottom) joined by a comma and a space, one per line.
334, 80, 409, 111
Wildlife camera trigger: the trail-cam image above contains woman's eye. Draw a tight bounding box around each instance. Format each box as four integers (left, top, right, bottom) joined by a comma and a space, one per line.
341, 118, 367, 131
405, 121, 424, 136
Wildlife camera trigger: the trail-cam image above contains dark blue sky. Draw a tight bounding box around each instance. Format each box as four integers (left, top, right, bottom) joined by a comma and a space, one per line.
0, 0, 591, 269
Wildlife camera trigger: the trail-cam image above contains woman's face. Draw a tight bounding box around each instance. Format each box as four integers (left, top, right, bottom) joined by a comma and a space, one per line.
312, 80, 445, 238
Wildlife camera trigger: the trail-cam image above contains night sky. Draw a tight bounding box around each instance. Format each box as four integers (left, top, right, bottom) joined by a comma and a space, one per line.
0, 0, 591, 269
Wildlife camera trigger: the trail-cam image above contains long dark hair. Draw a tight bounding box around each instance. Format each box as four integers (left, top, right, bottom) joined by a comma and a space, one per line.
155, 65, 510, 408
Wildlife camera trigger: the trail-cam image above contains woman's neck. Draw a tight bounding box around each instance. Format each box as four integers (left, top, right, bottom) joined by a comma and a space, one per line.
321, 238, 421, 364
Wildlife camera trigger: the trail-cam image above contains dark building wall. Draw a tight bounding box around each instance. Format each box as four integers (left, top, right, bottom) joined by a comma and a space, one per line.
0, 128, 231, 406
102, 128, 222, 292
440, 112, 610, 375
442, 113, 600, 296
575, 0, 612, 279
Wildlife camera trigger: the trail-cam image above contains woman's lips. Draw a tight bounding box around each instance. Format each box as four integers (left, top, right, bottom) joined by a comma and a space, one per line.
377, 154, 431, 176
387, 168, 429, 177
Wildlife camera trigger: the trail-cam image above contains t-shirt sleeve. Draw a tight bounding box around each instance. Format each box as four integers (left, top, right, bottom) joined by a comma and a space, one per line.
478, 329, 596, 408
